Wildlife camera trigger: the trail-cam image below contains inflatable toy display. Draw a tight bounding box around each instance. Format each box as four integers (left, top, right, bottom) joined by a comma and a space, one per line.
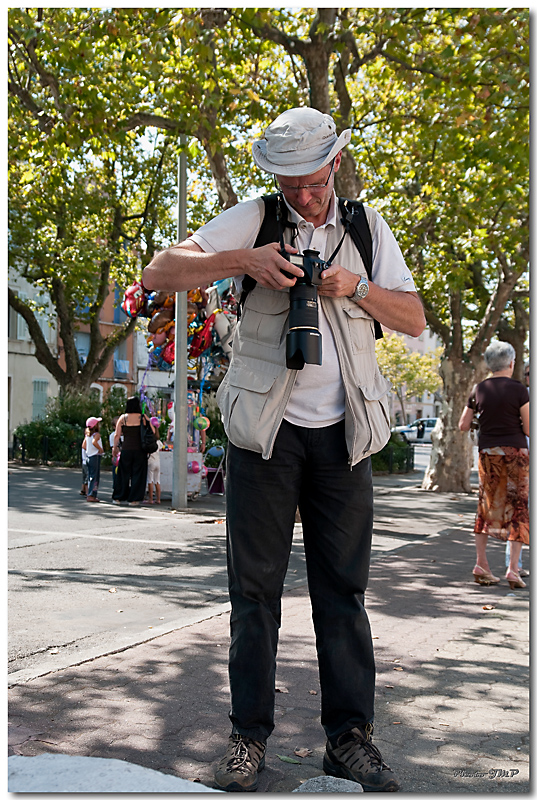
120, 277, 237, 379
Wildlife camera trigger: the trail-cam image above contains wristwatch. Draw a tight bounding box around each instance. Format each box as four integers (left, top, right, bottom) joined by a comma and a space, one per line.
350, 275, 369, 303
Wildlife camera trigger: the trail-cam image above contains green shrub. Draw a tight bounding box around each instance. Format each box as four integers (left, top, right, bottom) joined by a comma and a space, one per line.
12, 387, 130, 466
13, 418, 85, 465
371, 432, 414, 473
204, 391, 227, 442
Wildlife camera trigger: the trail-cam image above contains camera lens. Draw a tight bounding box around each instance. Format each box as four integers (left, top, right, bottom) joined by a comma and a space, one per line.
286, 284, 322, 369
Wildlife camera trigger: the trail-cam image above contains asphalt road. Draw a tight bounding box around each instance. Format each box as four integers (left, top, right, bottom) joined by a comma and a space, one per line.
8, 448, 478, 685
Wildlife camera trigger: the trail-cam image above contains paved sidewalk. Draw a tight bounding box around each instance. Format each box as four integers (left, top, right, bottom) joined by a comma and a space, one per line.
8, 469, 529, 792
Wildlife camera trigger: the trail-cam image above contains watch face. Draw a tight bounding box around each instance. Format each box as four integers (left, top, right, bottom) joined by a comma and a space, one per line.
356, 280, 369, 299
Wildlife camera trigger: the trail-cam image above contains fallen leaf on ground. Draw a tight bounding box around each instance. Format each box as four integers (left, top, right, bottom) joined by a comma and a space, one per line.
275, 686, 289, 693
393, 667, 404, 671
48, 648, 59, 655
309, 690, 318, 695
372, 636, 379, 639
385, 685, 394, 689
393, 722, 402, 725
277, 755, 301, 764
294, 748, 313, 758
482, 605, 495, 610
109, 588, 117, 593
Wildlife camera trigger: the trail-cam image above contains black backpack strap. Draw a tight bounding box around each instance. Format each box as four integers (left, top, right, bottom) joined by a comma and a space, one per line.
338, 197, 383, 340
239, 193, 297, 311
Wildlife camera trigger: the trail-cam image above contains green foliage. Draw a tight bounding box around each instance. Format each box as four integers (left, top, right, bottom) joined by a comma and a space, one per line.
13, 418, 84, 465
204, 391, 227, 443
13, 388, 130, 465
101, 386, 129, 436
371, 433, 413, 474
45, 391, 101, 429
376, 334, 442, 423
345, 8, 529, 356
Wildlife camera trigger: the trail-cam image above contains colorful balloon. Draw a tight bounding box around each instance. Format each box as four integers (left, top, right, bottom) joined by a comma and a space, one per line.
193, 415, 210, 431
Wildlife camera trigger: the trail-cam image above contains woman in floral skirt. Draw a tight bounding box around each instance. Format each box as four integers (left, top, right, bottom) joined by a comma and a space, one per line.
459, 341, 529, 588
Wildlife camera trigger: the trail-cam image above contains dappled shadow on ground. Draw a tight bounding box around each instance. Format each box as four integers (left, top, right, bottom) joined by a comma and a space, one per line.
8, 582, 528, 792
8, 535, 306, 610
367, 529, 523, 624
8, 466, 528, 790
8, 467, 224, 523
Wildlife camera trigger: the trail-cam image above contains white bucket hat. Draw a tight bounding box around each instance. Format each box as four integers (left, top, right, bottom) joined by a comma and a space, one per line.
252, 107, 351, 177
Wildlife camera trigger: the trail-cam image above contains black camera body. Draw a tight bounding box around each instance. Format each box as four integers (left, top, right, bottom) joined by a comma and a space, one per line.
281, 248, 329, 370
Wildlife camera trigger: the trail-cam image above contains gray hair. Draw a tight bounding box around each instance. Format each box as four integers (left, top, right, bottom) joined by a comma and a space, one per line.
484, 340, 516, 372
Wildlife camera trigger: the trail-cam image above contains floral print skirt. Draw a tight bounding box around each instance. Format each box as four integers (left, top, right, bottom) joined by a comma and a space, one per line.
474, 446, 529, 544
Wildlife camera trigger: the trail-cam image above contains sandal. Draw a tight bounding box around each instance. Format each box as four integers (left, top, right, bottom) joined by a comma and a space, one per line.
472, 566, 500, 585
505, 570, 526, 590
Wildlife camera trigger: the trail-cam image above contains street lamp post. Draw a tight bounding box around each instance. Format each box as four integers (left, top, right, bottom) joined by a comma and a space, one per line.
172, 139, 188, 510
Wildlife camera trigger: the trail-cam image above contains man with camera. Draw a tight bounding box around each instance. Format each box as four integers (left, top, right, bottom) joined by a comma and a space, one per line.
143, 107, 425, 792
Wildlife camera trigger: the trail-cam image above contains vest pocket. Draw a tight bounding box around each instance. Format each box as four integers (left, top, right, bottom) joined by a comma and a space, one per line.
342, 303, 374, 354
240, 287, 289, 350
358, 372, 391, 457
218, 362, 281, 453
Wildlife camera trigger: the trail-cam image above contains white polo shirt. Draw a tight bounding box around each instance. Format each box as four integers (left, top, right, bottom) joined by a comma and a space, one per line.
190, 192, 416, 428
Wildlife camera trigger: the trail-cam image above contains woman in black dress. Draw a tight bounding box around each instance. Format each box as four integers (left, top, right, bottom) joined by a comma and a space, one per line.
112, 396, 155, 505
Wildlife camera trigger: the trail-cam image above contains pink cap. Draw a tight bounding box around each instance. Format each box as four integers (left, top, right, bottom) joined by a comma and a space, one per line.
86, 416, 102, 428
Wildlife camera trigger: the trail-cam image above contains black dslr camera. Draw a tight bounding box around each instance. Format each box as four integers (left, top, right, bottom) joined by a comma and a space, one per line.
282, 248, 329, 370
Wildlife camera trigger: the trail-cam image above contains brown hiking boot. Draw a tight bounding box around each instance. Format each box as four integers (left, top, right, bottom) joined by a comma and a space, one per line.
214, 733, 266, 792
323, 725, 400, 792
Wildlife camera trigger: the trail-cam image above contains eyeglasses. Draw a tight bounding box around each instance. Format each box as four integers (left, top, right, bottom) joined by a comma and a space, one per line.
275, 159, 336, 194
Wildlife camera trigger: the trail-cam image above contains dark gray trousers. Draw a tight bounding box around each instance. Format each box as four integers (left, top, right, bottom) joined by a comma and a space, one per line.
225, 419, 376, 744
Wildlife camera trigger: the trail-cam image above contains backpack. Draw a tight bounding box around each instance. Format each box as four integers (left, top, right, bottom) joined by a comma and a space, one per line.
140, 417, 158, 454
240, 193, 383, 340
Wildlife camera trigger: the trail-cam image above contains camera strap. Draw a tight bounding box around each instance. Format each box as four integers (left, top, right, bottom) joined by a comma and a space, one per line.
337, 198, 383, 340
238, 193, 297, 317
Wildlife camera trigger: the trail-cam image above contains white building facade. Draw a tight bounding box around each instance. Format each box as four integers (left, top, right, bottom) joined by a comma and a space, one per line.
8, 274, 59, 443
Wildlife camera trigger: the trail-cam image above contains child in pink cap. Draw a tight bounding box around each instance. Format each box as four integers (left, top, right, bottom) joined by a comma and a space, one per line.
83, 417, 104, 503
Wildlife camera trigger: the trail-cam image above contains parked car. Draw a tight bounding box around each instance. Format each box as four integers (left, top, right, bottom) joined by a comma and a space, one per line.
392, 417, 439, 444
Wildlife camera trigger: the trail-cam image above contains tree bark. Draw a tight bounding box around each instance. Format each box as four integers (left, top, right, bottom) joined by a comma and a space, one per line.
422, 356, 487, 493
201, 136, 239, 209
497, 294, 529, 384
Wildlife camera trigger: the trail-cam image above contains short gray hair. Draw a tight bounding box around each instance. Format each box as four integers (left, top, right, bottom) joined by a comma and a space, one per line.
484, 340, 516, 372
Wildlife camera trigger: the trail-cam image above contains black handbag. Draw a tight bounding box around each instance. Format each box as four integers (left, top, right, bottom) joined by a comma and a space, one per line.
140, 417, 158, 454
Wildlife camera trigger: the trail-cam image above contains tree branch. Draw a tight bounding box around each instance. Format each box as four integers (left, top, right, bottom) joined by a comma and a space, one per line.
50, 276, 81, 378
121, 113, 183, 133
89, 317, 137, 383
468, 264, 526, 361
381, 49, 445, 80
8, 287, 66, 384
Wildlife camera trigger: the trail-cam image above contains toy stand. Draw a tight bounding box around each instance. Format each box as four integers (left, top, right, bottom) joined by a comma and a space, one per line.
187, 450, 204, 500
204, 445, 226, 495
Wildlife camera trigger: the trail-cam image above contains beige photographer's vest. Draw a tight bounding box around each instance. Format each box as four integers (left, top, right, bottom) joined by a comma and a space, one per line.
216, 203, 391, 466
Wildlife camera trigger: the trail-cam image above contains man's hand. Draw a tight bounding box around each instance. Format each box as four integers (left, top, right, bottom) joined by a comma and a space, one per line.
317, 264, 357, 297
318, 263, 426, 338
246, 242, 302, 291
